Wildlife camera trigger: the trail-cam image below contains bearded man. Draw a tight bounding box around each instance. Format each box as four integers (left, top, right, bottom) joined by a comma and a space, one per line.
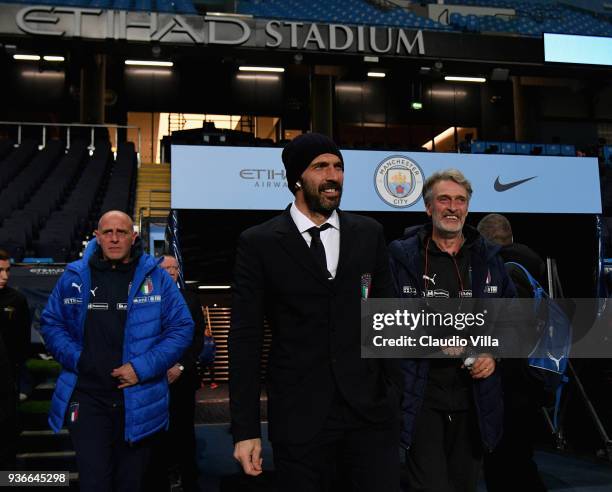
229, 133, 402, 491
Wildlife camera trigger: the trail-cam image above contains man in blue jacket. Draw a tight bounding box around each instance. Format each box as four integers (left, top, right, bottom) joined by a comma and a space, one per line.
388, 169, 515, 492
41, 210, 194, 492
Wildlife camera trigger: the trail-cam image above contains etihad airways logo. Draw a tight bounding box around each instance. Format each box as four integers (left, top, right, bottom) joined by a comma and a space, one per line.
239, 169, 287, 189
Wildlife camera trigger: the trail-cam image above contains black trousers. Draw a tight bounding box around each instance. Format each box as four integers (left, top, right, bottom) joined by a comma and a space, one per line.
272, 393, 400, 492
167, 376, 199, 490
0, 391, 17, 470
0, 414, 17, 470
67, 390, 153, 492
145, 375, 199, 492
483, 396, 547, 492
403, 406, 483, 492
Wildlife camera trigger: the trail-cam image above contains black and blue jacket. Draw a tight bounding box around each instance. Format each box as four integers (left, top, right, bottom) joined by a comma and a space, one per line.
388, 224, 516, 451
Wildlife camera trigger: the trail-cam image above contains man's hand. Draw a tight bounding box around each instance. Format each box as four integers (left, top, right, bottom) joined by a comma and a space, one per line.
469, 354, 496, 379
234, 438, 263, 476
167, 364, 183, 384
111, 363, 139, 389
442, 346, 465, 357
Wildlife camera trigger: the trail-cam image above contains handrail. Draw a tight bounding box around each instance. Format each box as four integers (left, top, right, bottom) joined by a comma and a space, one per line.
0, 121, 142, 165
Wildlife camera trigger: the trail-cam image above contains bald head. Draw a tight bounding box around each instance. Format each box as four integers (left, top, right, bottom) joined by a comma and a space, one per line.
94, 210, 137, 263
98, 210, 134, 231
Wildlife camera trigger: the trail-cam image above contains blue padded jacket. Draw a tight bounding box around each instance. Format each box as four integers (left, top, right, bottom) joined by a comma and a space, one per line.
41, 239, 194, 443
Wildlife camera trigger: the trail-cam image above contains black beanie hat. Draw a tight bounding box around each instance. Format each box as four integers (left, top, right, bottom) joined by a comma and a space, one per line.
282, 133, 343, 194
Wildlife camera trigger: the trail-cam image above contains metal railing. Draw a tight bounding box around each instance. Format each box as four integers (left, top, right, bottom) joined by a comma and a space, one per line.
0, 121, 142, 165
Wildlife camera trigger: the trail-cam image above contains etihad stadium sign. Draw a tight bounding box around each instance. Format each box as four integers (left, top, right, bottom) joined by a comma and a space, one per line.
1, 4, 425, 56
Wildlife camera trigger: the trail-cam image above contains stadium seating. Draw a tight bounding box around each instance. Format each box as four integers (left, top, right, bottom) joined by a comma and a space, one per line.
99, 141, 137, 215
0, 135, 139, 263
438, 0, 612, 36
1, 0, 609, 35
1, 0, 197, 14
238, 0, 612, 37
470, 140, 576, 156
238, 0, 452, 30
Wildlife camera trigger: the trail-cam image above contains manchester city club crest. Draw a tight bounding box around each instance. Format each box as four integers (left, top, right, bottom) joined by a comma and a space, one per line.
374, 155, 425, 208
141, 277, 154, 295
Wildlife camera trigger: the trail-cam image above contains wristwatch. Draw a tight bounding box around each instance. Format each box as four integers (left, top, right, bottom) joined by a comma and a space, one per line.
177, 364, 185, 372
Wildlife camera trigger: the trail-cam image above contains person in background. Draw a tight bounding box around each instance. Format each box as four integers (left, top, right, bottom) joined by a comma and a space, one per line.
201, 306, 217, 390
478, 213, 548, 492
0, 248, 31, 469
157, 254, 205, 492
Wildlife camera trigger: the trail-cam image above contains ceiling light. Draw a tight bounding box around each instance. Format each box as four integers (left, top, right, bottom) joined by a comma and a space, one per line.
364, 56, 379, 63
239, 66, 285, 73
198, 285, 231, 290
368, 72, 386, 78
444, 76, 486, 83
125, 60, 173, 67
13, 54, 40, 61
43, 56, 65, 62
236, 74, 280, 81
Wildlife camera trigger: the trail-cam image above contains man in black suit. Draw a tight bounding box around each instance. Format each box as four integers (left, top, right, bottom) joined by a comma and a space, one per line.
229, 133, 401, 491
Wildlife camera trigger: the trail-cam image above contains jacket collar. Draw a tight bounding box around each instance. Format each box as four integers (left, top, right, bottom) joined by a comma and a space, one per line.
67, 237, 160, 281
392, 223, 501, 292
273, 205, 356, 286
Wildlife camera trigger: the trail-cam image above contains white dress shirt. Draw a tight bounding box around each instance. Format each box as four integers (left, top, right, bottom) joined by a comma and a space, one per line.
289, 202, 340, 279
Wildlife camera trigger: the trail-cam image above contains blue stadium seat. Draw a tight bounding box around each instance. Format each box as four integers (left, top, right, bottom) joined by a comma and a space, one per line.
501, 142, 516, 154
113, 0, 132, 10
545, 144, 561, 155
561, 144, 576, 156
604, 145, 612, 165
471, 141, 487, 154
516, 142, 532, 155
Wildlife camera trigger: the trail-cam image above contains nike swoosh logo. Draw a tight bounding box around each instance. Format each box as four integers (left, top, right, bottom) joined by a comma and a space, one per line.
494, 176, 537, 192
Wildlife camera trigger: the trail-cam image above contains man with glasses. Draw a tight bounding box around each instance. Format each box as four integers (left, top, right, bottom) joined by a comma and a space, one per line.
41, 210, 193, 492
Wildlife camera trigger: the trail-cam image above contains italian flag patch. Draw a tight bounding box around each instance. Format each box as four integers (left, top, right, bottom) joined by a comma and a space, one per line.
141, 277, 154, 295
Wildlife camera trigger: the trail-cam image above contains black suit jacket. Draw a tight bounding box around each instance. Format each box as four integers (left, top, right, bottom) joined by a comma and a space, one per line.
177, 289, 205, 385
229, 207, 401, 444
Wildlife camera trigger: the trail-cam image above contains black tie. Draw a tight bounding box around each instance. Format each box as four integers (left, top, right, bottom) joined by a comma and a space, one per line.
307, 223, 332, 278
